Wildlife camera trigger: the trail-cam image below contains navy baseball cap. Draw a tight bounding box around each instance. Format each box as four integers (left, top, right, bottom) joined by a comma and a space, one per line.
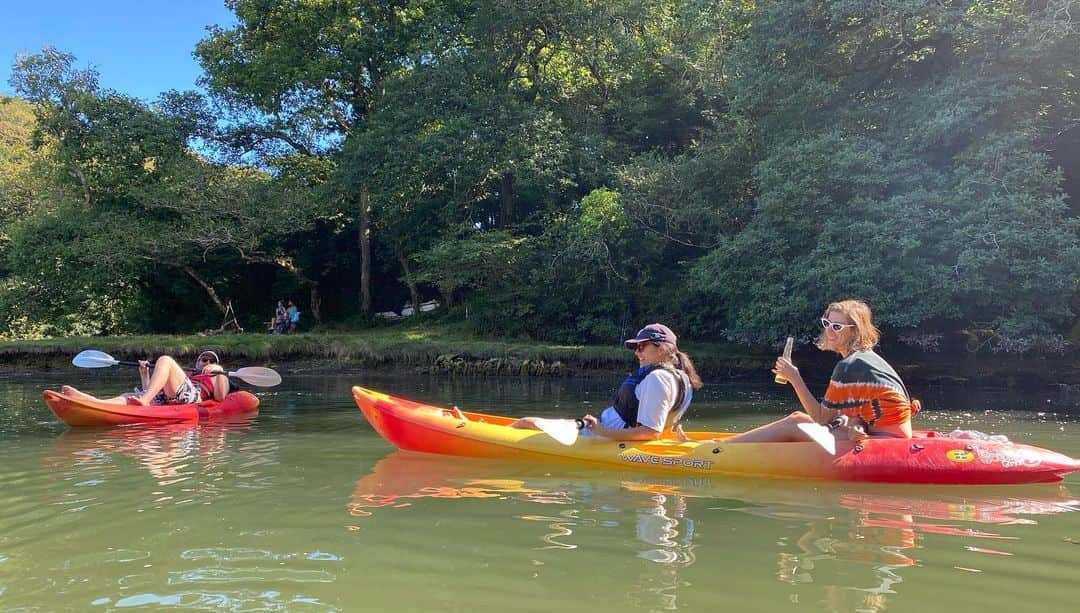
624, 323, 677, 347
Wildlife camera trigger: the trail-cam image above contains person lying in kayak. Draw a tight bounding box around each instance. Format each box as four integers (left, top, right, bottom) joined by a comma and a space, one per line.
61, 351, 231, 406
721, 299, 918, 444
511, 323, 703, 441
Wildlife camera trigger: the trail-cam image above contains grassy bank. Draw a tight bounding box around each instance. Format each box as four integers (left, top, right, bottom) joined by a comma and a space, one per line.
1, 324, 1077, 387
0, 325, 768, 378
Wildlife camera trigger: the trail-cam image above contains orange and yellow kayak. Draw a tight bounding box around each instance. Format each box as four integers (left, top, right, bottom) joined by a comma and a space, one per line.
352, 386, 1080, 485
43, 390, 260, 427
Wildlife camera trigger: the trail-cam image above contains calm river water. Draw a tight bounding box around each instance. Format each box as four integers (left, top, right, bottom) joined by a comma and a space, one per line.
1, 368, 1079, 612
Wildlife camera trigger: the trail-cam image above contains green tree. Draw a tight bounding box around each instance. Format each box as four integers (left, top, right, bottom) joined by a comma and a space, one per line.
690, 0, 1080, 351
3, 49, 306, 336
197, 0, 471, 315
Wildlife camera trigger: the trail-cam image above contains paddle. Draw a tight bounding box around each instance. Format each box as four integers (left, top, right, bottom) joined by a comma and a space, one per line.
533, 418, 586, 446
796, 423, 837, 455
72, 350, 282, 387
795, 415, 850, 455
535, 413, 841, 453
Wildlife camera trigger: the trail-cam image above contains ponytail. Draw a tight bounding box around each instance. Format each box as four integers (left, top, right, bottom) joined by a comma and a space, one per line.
675, 351, 704, 390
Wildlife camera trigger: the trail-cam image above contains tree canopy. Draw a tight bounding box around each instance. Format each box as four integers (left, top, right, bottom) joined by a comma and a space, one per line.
1, 1, 1077, 354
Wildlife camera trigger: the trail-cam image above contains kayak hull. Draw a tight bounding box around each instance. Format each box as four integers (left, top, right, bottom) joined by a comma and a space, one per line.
352, 386, 1080, 485
43, 390, 260, 427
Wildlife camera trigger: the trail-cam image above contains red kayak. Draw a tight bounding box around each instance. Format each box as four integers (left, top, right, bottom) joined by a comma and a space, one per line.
42, 390, 260, 426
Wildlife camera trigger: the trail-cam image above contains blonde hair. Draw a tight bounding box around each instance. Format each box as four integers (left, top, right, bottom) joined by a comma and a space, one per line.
816, 299, 880, 353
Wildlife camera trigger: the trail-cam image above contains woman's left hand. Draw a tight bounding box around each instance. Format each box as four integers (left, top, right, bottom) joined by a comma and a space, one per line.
202, 364, 224, 375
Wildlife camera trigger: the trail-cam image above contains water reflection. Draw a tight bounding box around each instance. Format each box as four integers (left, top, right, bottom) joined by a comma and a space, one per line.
350, 454, 701, 561
351, 452, 700, 610
352, 451, 1078, 611
44, 417, 260, 488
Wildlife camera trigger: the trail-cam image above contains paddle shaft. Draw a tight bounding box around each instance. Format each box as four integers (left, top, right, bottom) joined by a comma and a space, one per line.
111, 359, 143, 367
117, 358, 225, 375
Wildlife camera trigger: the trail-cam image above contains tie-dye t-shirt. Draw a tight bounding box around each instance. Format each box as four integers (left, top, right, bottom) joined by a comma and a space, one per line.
821, 350, 915, 427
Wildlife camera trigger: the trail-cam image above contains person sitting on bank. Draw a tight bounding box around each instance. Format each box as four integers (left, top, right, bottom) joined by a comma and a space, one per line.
720, 299, 918, 445
511, 323, 703, 441
271, 300, 288, 334
62, 351, 230, 406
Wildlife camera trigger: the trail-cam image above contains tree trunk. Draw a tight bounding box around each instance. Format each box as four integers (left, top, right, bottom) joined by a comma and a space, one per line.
358, 184, 372, 315
181, 265, 228, 314
309, 285, 322, 323
395, 240, 420, 315
72, 164, 91, 207
498, 172, 515, 228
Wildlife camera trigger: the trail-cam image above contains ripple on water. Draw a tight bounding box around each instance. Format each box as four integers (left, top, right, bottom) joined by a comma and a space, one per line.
110, 589, 333, 610
167, 567, 336, 585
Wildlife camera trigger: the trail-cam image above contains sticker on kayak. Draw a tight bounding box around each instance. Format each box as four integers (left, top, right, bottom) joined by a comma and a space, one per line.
946, 449, 975, 463
620, 453, 714, 470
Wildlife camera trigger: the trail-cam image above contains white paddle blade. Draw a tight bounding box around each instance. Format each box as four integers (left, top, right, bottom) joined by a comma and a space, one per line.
797, 422, 837, 455
229, 367, 282, 387
71, 350, 120, 368
533, 418, 581, 446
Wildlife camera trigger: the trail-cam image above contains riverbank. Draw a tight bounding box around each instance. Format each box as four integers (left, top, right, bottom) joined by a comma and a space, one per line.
0, 328, 762, 377
1, 326, 1078, 388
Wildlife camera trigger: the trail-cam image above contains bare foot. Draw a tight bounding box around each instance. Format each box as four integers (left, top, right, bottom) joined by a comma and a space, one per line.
674, 424, 691, 442
443, 406, 467, 420
61, 385, 95, 400
126, 395, 148, 406
508, 417, 540, 430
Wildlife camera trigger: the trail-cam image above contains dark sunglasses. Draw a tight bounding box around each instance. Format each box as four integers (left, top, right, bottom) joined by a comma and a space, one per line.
633, 342, 659, 353
820, 318, 855, 332
197, 355, 218, 364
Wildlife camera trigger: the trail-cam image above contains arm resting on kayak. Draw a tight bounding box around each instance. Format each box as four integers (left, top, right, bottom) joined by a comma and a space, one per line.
582, 415, 665, 441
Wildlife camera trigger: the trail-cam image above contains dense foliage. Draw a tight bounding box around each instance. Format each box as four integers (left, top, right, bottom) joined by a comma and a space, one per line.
1, 0, 1077, 353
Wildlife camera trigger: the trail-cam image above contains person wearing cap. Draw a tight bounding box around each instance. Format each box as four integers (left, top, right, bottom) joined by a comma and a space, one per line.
61, 351, 230, 405
125, 351, 230, 406
511, 323, 704, 441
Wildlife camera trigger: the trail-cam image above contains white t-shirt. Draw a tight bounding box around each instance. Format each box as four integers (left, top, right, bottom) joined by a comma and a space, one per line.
598, 368, 693, 432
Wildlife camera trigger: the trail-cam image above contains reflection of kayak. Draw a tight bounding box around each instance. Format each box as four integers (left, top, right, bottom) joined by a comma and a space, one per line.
352, 386, 1080, 484
42, 390, 260, 426
350, 452, 558, 513
619, 478, 1079, 528
45, 417, 256, 481
354, 451, 1078, 529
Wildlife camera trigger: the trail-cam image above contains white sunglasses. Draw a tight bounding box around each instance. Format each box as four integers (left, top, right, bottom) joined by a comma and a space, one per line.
820, 318, 855, 332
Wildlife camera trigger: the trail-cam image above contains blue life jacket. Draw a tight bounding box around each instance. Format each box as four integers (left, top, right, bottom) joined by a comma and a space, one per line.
611, 364, 687, 429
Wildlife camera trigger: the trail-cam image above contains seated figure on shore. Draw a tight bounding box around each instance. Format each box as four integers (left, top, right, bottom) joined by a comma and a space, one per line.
62, 351, 231, 406
511, 323, 703, 441
718, 299, 918, 445
270, 300, 288, 334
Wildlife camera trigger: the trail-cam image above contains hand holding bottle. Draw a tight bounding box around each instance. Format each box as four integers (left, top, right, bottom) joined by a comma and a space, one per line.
774, 336, 794, 384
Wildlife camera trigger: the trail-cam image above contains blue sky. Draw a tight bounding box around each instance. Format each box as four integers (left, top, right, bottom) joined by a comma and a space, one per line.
1, 1, 236, 101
